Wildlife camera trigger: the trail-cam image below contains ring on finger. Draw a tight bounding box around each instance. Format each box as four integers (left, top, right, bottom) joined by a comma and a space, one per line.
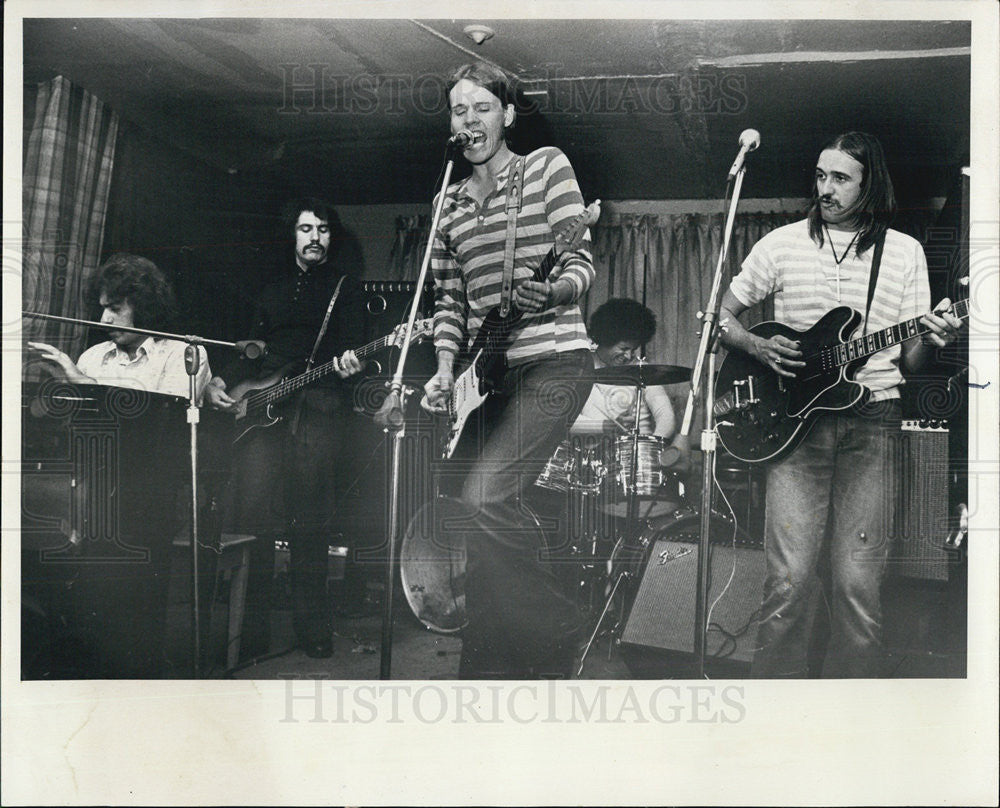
775, 356, 782, 365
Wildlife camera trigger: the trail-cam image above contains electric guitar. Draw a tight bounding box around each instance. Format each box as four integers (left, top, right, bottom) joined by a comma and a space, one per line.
714, 297, 969, 464
230, 318, 433, 443
442, 200, 601, 459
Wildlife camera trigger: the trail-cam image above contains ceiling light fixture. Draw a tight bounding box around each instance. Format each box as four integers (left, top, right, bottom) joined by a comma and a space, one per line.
463, 24, 495, 46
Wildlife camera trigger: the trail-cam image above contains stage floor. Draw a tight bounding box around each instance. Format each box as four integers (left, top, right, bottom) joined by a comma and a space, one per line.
160, 548, 967, 681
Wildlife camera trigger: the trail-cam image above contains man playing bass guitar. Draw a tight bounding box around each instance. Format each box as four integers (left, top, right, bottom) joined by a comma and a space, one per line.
421, 62, 596, 679
718, 132, 963, 678
206, 197, 365, 660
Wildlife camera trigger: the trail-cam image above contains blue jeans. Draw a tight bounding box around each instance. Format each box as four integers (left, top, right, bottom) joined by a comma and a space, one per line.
751, 400, 901, 678
450, 349, 594, 679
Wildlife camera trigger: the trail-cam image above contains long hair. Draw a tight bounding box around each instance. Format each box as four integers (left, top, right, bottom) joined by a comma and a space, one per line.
807, 131, 896, 258
588, 298, 657, 346
87, 253, 175, 329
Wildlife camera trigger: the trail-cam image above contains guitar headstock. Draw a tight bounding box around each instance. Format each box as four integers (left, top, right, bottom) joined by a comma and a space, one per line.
554, 200, 601, 254
391, 318, 434, 347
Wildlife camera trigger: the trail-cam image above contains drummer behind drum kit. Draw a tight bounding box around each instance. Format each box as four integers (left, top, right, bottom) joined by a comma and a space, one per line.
400, 361, 766, 674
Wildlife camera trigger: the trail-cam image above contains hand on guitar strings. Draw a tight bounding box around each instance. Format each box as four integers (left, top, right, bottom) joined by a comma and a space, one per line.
205, 377, 237, 411
421, 366, 454, 416
919, 298, 963, 347
513, 278, 574, 313
333, 349, 363, 379
751, 334, 804, 379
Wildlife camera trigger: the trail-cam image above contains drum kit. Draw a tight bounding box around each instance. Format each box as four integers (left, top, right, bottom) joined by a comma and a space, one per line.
399, 362, 763, 672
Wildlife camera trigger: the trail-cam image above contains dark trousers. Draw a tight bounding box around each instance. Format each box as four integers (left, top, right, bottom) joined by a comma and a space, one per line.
225, 389, 348, 650
452, 349, 594, 679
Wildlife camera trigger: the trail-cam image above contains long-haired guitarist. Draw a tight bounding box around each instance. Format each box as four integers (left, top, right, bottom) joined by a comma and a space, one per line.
206, 197, 365, 661
420, 62, 596, 679
717, 132, 963, 678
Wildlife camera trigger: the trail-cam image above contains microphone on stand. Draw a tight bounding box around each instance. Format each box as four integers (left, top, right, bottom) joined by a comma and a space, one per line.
448, 130, 486, 148
727, 129, 761, 179
235, 340, 267, 360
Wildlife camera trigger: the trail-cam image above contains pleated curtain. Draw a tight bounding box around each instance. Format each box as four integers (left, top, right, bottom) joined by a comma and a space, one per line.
22, 75, 119, 372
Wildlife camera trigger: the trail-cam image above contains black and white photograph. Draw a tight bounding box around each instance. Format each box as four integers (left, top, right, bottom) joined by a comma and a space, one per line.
3, 2, 998, 805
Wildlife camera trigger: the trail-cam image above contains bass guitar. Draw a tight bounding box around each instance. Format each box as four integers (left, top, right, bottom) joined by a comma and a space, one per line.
442, 201, 601, 459
230, 318, 433, 443
714, 297, 969, 464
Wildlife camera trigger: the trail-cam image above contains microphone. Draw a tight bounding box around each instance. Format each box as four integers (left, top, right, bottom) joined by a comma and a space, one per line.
235, 340, 267, 360
448, 130, 486, 148
727, 128, 761, 179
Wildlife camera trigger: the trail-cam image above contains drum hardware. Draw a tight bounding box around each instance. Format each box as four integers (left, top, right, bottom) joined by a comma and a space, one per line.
535, 439, 608, 494
593, 363, 692, 387
577, 363, 655, 676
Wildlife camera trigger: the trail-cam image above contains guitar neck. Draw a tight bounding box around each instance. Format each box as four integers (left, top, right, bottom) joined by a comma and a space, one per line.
493, 244, 561, 331
245, 333, 395, 412
830, 299, 969, 367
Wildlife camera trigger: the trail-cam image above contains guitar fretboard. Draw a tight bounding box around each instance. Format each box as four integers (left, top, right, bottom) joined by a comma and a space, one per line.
243, 328, 417, 413
819, 299, 970, 370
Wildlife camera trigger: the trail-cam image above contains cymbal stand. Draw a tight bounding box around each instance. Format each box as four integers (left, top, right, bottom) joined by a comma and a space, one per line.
577, 368, 647, 675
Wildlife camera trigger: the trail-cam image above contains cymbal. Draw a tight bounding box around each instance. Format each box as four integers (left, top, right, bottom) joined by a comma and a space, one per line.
593, 363, 692, 386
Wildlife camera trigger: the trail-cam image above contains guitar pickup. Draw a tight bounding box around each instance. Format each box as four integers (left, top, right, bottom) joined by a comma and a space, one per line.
732, 376, 758, 411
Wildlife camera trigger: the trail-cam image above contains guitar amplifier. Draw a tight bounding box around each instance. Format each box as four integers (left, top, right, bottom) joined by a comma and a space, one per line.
332, 282, 440, 572
886, 420, 952, 581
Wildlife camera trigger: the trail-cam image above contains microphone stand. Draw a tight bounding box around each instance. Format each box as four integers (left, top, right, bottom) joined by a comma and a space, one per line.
678, 162, 749, 679
24, 310, 263, 677
372, 142, 462, 680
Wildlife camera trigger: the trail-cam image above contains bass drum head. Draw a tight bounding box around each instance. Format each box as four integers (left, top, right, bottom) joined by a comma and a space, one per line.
400, 496, 472, 634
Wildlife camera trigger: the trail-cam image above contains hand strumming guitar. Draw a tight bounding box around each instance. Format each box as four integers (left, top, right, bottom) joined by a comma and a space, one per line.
421, 353, 454, 415
513, 277, 574, 313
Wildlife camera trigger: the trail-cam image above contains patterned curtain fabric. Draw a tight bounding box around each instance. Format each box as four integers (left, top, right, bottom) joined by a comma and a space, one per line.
588, 210, 803, 368
22, 75, 119, 370
386, 214, 431, 281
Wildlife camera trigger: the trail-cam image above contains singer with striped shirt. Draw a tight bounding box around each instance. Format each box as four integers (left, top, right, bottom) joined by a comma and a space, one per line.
422, 62, 595, 679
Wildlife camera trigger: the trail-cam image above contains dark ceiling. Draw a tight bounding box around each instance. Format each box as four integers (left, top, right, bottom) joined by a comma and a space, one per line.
23, 17, 971, 203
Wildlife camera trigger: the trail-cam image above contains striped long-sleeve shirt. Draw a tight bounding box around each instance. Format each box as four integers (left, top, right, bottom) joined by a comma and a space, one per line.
431, 146, 594, 366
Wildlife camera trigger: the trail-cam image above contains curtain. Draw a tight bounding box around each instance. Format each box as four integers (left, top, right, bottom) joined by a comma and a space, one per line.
589, 210, 803, 368
386, 214, 431, 282
22, 75, 119, 370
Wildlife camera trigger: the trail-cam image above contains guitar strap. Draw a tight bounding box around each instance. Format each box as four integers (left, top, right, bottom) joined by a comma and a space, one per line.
306, 274, 347, 371
291, 273, 345, 435
862, 231, 886, 334
498, 155, 526, 318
